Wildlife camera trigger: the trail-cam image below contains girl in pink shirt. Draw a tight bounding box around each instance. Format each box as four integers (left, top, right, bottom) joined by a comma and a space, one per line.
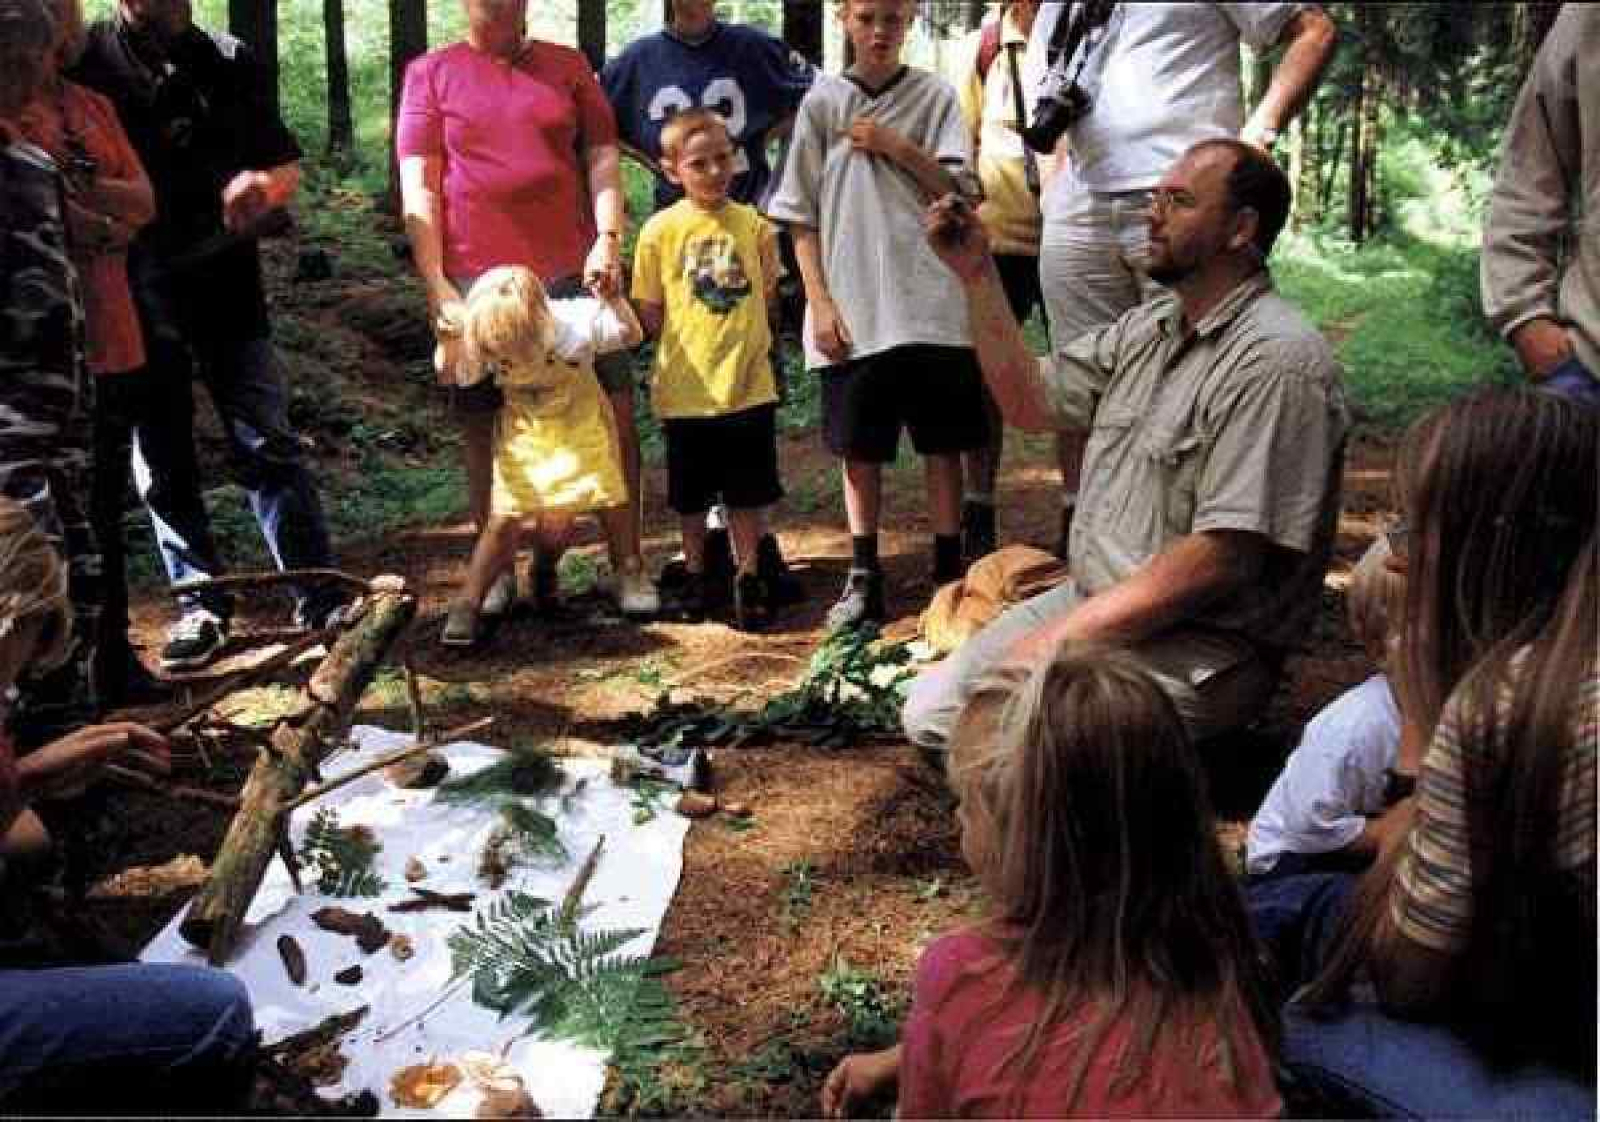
828, 647, 1282, 1118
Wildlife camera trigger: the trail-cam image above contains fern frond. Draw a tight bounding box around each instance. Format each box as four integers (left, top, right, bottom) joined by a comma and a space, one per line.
434, 743, 563, 806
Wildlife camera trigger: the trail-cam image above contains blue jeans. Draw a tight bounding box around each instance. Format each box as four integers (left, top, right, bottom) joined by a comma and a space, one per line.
0, 963, 255, 1111
1246, 873, 1595, 1117
131, 334, 335, 617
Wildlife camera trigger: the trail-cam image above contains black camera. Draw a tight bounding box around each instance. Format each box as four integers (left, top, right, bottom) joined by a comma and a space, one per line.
1022, 0, 1115, 155
1022, 80, 1091, 155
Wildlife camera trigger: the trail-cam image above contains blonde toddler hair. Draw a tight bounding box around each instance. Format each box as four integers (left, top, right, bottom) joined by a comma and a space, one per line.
462, 265, 554, 377
0, 497, 72, 679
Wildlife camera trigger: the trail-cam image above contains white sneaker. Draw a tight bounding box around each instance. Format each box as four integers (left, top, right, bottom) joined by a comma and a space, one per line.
160, 608, 230, 671
616, 559, 660, 618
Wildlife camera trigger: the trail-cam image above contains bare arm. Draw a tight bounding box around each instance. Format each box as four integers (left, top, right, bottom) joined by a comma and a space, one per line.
585, 141, 626, 290
791, 223, 852, 362
399, 152, 460, 316
924, 196, 1057, 431
1243, 7, 1338, 147
221, 160, 300, 233
1009, 529, 1268, 662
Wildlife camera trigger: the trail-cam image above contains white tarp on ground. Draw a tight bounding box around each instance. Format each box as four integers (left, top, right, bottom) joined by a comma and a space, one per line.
142, 725, 690, 1118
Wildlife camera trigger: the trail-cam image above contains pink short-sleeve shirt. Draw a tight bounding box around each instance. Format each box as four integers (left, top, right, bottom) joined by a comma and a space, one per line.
396, 40, 618, 282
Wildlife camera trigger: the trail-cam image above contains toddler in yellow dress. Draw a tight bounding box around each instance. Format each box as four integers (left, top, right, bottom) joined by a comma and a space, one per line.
442, 266, 652, 646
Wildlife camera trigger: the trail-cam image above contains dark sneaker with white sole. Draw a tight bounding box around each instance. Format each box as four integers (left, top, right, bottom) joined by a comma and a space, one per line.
825, 567, 885, 632
756, 534, 804, 607
160, 609, 229, 671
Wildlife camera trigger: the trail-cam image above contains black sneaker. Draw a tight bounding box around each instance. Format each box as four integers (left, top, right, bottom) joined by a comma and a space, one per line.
733, 571, 772, 631
160, 609, 229, 671
826, 567, 885, 632
961, 500, 997, 564
668, 570, 710, 622
756, 534, 805, 607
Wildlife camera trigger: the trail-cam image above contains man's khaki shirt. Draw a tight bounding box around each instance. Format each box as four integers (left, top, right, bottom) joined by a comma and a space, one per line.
1044, 270, 1348, 652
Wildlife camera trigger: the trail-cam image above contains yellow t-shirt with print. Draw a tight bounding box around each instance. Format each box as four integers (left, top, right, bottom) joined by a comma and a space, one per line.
631, 199, 778, 420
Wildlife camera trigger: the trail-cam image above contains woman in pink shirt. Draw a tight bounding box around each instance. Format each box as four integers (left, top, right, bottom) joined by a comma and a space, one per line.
397, 0, 657, 619
21, 0, 161, 707
827, 647, 1282, 1118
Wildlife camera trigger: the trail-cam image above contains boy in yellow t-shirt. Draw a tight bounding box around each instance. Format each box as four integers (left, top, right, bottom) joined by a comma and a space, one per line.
633, 109, 794, 629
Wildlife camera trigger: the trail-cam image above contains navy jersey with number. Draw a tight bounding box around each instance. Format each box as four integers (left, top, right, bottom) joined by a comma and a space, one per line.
601, 21, 814, 212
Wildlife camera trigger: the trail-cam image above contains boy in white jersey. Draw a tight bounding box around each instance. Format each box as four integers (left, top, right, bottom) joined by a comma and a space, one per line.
767, 0, 986, 630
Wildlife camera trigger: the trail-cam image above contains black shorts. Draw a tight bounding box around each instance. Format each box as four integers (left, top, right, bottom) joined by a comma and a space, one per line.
664, 404, 784, 515
821, 344, 989, 463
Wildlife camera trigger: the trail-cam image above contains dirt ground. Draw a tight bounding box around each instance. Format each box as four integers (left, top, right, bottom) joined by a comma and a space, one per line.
52, 409, 1394, 1115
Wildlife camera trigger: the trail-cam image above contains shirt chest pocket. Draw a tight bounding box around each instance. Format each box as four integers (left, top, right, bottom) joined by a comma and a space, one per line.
1138, 420, 1212, 536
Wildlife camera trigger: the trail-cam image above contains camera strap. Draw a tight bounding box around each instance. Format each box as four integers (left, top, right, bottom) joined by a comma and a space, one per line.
1049, 1, 1117, 88
1005, 44, 1040, 197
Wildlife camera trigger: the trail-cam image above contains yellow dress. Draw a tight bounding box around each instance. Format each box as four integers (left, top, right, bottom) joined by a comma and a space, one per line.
490, 298, 632, 517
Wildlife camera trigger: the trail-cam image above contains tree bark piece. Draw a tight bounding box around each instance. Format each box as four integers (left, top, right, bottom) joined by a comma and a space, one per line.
179, 580, 417, 963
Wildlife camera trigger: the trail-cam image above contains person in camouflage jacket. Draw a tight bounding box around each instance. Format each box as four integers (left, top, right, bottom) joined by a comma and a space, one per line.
0, 0, 101, 744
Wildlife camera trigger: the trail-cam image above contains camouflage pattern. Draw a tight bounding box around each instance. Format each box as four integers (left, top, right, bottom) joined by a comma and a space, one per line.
0, 138, 101, 741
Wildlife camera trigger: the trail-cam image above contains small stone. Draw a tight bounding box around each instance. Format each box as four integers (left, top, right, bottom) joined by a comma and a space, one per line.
334, 965, 363, 985
277, 934, 308, 986
390, 934, 415, 962
387, 751, 450, 789
675, 792, 718, 819
404, 857, 427, 883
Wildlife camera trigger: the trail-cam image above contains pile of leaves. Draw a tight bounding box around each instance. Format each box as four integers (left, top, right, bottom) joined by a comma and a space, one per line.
620, 627, 916, 752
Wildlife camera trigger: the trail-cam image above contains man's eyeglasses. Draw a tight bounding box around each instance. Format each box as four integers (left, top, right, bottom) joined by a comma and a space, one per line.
1147, 187, 1199, 216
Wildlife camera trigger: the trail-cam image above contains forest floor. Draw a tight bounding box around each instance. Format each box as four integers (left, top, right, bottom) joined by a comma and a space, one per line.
54, 219, 1394, 1116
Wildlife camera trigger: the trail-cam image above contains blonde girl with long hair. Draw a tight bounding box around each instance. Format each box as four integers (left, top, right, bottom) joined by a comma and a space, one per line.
828, 646, 1280, 1118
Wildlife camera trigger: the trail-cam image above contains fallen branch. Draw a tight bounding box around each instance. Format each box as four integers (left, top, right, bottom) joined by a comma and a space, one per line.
402, 654, 428, 740
156, 629, 332, 735
179, 577, 417, 964
102, 764, 242, 811
559, 834, 605, 927
280, 716, 494, 813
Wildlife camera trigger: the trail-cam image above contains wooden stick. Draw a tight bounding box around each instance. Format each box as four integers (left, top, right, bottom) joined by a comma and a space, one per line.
280, 716, 495, 813
402, 654, 428, 740
558, 834, 605, 927
179, 584, 418, 964
102, 764, 242, 810
156, 629, 332, 735
167, 568, 373, 599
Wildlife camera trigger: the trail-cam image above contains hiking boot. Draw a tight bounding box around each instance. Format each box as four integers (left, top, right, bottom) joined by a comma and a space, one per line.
826, 567, 885, 632
481, 570, 517, 619
961, 500, 997, 564
616, 558, 661, 618
733, 570, 772, 631
756, 534, 804, 607
441, 600, 481, 648
668, 570, 710, 622
703, 526, 735, 583
159, 609, 229, 672
657, 555, 691, 597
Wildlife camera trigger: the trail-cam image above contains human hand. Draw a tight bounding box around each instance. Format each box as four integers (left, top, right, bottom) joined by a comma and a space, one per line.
221, 170, 274, 233
845, 116, 905, 160
810, 297, 853, 363
1511, 317, 1576, 379
65, 199, 118, 255
584, 232, 623, 297
821, 1046, 900, 1119
16, 723, 171, 803
923, 193, 989, 283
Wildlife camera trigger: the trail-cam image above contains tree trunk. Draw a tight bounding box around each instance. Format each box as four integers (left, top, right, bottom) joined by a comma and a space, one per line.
1364, 98, 1383, 236
179, 580, 419, 965
578, 0, 606, 71
1321, 118, 1347, 217
783, 0, 825, 66
386, 0, 428, 211
324, 0, 354, 164
1347, 49, 1372, 242
229, 0, 280, 121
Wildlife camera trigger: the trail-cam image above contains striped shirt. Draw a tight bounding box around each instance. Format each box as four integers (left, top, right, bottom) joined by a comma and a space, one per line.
1392, 666, 1598, 952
